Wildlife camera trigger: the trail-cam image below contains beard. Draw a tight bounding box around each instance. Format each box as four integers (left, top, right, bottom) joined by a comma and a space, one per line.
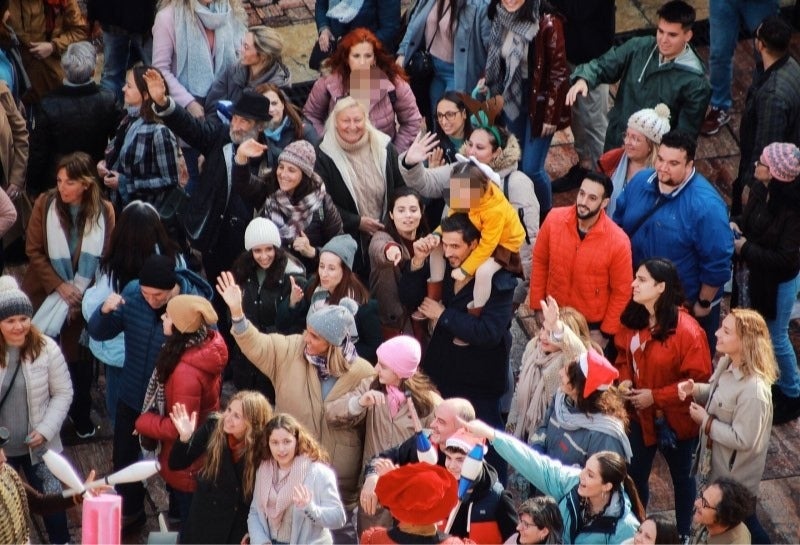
576, 204, 601, 220
230, 125, 261, 145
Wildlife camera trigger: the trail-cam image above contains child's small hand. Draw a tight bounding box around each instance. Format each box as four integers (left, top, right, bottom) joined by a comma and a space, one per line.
451, 268, 466, 282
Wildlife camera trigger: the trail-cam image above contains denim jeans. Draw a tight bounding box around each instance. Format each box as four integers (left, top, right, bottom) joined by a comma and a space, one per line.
7, 455, 71, 543
708, 0, 778, 110
101, 26, 152, 103
696, 302, 722, 360
768, 274, 800, 397
505, 112, 553, 218
429, 56, 456, 121
627, 419, 697, 537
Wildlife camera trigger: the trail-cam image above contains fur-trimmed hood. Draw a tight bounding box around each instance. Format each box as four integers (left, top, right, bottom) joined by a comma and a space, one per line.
458, 133, 522, 177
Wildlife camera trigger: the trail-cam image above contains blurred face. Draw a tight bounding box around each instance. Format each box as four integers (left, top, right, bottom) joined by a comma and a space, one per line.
265, 91, 285, 124
240, 32, 262, 67
465, 129, 500, 164
161, 312, 174, 336
634, 519, 658, 545
429, 402, 459, 446
230, 115, 260, 145
251, 244, 276, 270
318, 252, 344, 292
444, 449, 466, 480
276, 160, 303, 194
140, 286, 175, 310
449, 176, 483, 211
303, 326, 330, 356
631, 265, 665, 308
56, 168, 89, 205
347, 41, 375, 72
715, 314, 742, 361
623, 128, 653, 162
517, 514, 551, 545
576, 179, 608, 221
436, 99, 467, 138
558, 364, 578, 400
441, 231, 478, 271
655, 145, 693, 189
335, 105, 367, 145
0, 315, 31, 347
693, 485, 721, 528
577, 455, 613, 500
656, 19, 692, 60
375, 361, 401, 387
223, 399, 248, 440
389, 195, 422, 239
122, 71, 143, 107
269, 427, 297, 469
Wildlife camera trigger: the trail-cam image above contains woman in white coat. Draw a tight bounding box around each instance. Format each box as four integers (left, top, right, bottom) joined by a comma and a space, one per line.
0, 275, 73, 544
248, 413, 346, 544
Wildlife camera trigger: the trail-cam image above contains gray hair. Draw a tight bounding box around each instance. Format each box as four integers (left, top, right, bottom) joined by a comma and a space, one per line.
61, 42, 96, 84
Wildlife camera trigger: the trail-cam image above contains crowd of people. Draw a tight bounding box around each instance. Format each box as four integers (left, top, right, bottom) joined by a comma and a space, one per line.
0, 0, 797, 543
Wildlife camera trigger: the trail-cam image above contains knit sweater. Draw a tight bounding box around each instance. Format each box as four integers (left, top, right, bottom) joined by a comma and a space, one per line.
336, 132, 385, 222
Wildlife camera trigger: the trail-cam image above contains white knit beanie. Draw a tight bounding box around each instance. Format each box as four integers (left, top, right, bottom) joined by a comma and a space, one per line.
627, 103, 671, 145
244, 217, 281, 250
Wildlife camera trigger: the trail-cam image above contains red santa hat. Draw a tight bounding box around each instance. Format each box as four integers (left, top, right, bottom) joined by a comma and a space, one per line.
579, 349, 619, 397
375, 463, 458, 525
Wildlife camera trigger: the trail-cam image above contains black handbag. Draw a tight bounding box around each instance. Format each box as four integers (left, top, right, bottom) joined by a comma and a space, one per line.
404, 3, 448, 81
309, 37, 339, 71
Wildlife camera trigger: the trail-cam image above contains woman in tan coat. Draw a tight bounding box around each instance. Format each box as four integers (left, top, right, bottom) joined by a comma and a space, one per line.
217, 270, 374, 541
22, 151, 114, 438
0, 80, 27, 195
8, 0, 87, 104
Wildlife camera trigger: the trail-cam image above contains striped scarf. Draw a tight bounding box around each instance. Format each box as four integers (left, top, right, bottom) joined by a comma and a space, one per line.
484, 4, 539, 121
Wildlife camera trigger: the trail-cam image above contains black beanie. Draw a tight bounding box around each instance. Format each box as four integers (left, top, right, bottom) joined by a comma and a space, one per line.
139, 255, 177, 290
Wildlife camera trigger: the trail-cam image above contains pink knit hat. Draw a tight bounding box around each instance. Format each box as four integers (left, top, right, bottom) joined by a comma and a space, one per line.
761, 143, 800, 182
375, 336, 421, 379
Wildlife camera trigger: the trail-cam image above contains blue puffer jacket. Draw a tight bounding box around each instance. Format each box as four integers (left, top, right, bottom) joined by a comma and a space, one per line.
612, 168, 733, 303
493, 431, 639, 545
86, 268, 213, 411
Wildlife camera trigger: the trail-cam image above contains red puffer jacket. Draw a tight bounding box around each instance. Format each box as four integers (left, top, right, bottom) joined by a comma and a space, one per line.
135, 330, 228, 491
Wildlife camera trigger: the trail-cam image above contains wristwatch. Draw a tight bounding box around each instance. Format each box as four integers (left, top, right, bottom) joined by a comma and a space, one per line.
697, 298, 712, 309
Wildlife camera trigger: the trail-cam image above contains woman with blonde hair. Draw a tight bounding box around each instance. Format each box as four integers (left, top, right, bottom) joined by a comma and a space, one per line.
678, 308, 777, 543
249, 413, 346, 544
205, 25, 292, 116
507, 296, 592, 445
316, 95, 406, 279
22, 151, 115, 440
169, 390, 273, 544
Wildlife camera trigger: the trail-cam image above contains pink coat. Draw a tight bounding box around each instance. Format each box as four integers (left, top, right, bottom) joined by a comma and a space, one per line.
303, 72, 422, 153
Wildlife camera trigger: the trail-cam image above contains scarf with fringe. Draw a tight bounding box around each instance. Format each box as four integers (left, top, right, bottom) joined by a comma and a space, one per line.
255, 456, 311, 539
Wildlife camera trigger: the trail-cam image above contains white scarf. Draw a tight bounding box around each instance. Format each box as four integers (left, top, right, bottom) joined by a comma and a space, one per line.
326, 0, 365, 24
33, 200, 106, 336
173, 0, 244, 98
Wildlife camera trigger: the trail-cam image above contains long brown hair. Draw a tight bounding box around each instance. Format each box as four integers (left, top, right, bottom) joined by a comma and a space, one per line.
254, 83, 305, 139
202, 391, 273, 500
261, 413, 329, 464
0, 321, 45, 368
369, 370, 439, 420
50, 152, 105, 236
304, 259, 370, 305
130, 66, 168, 123
565, 359, 628, 427
155, 327, 210, 383
594, 451, 646, 522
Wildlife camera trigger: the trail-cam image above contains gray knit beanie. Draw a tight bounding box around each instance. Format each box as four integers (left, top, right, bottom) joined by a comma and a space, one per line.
320, 234, 357, 270
0, 276, 34, 321
306, 297, 359, 346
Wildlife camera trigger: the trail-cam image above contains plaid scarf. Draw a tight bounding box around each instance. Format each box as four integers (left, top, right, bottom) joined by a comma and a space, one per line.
304, 338, 358, 381
262, 185, 326, 242
485, 4, 539, 121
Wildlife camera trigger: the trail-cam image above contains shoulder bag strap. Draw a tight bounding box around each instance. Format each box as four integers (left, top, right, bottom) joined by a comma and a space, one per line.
0, 360, 22, 412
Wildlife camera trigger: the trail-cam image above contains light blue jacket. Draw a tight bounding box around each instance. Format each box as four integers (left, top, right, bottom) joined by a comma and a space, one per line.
493, 431, 639, 544
397, 0, 490, 94
82, 272, 124, 367
248, 462, 346, 544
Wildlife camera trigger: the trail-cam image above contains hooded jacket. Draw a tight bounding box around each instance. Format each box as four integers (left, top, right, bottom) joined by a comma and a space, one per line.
87, 267, 214, 411
572, 36, 710, 150
205, 61, 292, 117
135, 330, 228, 492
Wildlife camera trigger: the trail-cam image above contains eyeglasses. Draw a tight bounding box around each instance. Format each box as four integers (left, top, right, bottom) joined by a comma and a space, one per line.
698, 492, 718, 511
437, 111, 461, 122
518, 518, 540, 530
754, 160, 767, 169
